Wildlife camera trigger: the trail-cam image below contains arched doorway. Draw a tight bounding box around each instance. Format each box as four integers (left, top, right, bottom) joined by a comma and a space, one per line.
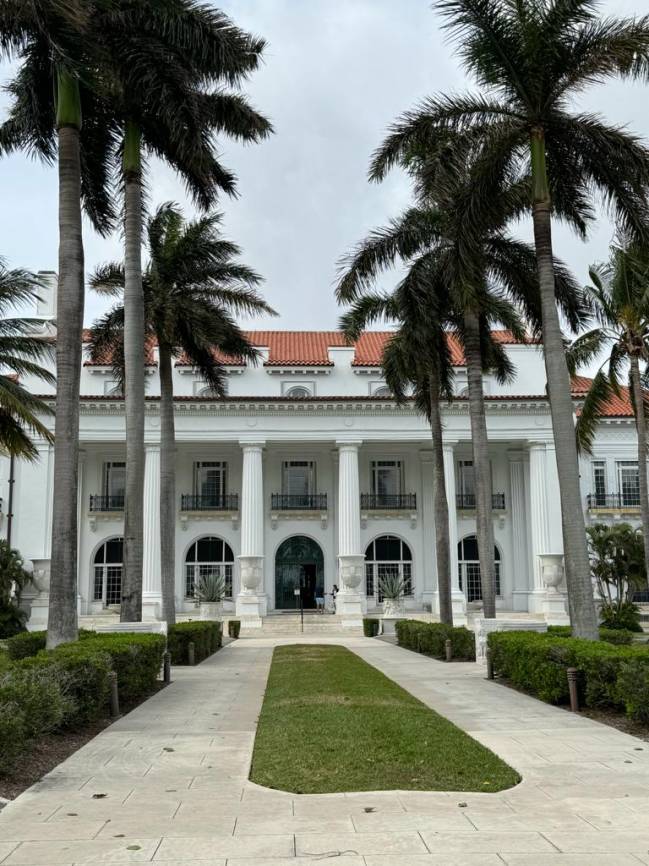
275, 536, 324, 610
365, 535, 413, 606
457, 535, 501, 602
185, 536, 234, 600
93, 537, 123, 606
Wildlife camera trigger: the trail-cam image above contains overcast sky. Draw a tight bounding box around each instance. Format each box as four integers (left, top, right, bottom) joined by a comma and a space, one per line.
1, 0, 648, 330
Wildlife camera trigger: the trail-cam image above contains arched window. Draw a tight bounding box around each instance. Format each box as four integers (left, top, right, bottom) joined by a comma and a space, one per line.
373, 385, 391, 398
93, 537, 123, 606
457, 535, 501, 602
185, 536, 234, 599
365, 535, 413, 604
285, 385, 311, 398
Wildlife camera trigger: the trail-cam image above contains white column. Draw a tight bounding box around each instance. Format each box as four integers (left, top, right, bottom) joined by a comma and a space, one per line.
442, 441, 466, 619
142, 444, 162, 619
236, 441, 266, 620
25, 443, 55, 628
419, 450, 435, 607
76, 450, 86, 613
508, 450, 529, 612
528, 443, 549, 599
336, 440, 365, 621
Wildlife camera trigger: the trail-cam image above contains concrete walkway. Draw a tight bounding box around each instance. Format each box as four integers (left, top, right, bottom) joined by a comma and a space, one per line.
2, 637, 649, 865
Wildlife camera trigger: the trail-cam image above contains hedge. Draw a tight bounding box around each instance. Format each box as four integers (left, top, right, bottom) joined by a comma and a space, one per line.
0, 631, 167, 773
546, 625, 636, 645
488, 630, 649, 720
363, 618, 379, 637
167, 620, 222, 665
395, 620, 475, 661
7, 627, 94, 660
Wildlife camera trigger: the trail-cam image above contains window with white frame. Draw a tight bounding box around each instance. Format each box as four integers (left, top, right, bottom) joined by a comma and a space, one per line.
282, 461, 315, 500
591, 460, 607, 506
371, 383, 391, 397
284, 385, 312, 398
194, 461, 227, 507
457, 460, 475, 507
371, 460, 403, 498
365, 535, 413, 603
617, 461, 640, 506
103, 461, 125, 509
457, 535, 501, 601
185, 536, 234, 599
93, 537, 123, 606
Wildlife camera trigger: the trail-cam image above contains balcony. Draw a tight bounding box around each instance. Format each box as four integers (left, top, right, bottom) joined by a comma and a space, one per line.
179, 494, 239, 530
360, 493, 417, 510
181, 494, 239, 512
456, 493, 506, 511
270, 493, 328, 528
360, 493, 418, 528
89, 494, 124, 513
586, 493, 640, 512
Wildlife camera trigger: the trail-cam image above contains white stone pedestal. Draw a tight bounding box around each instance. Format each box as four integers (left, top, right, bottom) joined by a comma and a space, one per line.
142, 592, 162, 620
236, 555, 266, 621
542, 591, 570, 625
474, 617, 548, 664
336, 553, 366, 625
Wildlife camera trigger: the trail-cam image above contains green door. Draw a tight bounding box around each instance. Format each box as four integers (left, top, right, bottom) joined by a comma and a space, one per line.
274, 536, 324, 610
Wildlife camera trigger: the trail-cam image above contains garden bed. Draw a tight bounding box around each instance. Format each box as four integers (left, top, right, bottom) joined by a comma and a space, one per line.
249, 644, 519, 794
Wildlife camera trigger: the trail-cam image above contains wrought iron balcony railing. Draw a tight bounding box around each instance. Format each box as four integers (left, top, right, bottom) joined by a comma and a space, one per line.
181, 494, 239, 512
587, 493, 640, 509
271, 493, 328, 510
89, 494, 124, 512
360, 493, 417, 510
456, 493, 506, 510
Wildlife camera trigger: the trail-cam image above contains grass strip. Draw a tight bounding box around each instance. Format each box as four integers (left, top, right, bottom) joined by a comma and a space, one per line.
250, 644, 519, 794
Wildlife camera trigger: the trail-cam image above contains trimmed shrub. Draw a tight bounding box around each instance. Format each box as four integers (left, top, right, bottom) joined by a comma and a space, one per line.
0, 665, 73, 737
395, 620, 476, 661
0, 702, 27, 773
488, 630, 649, 720
546, 625, 635, 645
68, 633, 166, 703
228, 620, 241, 639
363, 618, 379, 638
7, 629, 46, 660
600, 600, 643, 633
168, 620, 222, 665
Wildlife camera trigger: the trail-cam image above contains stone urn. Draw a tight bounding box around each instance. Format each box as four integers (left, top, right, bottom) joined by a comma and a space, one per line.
382, 598, 405, 618
539, 553, 565, 593
238, 555, 263, 594
29, 558, 51, 596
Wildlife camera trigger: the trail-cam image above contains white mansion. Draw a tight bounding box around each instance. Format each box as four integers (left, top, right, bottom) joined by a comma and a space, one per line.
7, 275, 645, 627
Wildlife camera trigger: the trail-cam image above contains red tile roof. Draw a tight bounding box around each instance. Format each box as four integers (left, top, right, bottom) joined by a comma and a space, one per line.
570, 375, 635, 417
85, 329, 532, 368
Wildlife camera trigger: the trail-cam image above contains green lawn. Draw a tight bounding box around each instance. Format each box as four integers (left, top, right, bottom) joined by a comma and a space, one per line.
249, 644, 520, 794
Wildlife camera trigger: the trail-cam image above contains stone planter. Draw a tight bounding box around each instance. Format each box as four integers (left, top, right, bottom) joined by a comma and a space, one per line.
199, 601, 223, 620
382, 598, 405, 618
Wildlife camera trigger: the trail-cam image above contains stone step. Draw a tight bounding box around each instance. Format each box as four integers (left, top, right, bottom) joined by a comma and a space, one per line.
239, 614, 363, 637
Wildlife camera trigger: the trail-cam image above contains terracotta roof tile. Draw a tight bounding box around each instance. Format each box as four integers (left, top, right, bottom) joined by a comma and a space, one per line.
570, 375, 635, 417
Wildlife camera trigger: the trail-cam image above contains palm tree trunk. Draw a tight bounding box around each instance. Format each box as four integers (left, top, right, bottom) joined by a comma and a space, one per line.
158, 341, 176, 625
530, 127, 598, 640
47, 68, 83, 650
429, 376, 452, 625
629, 356, 649, 576
463, 311, 496, 619
121, 120, 145, 622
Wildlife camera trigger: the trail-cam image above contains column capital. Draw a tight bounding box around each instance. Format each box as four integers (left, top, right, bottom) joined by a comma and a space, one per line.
239, 439, 266, 451
442, 440, 457, 454
507, 449, 527, 461
335, 439, 363, 451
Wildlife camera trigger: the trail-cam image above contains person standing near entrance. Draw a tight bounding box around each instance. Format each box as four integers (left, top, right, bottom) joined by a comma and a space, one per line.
315, 586, 324, 613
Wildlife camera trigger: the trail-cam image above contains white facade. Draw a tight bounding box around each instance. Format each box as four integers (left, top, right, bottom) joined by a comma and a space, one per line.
7, 279, 646, 625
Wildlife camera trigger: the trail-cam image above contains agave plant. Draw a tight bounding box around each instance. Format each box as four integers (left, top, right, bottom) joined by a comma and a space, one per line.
378, 572, 406, 603
194, 572, 226, 604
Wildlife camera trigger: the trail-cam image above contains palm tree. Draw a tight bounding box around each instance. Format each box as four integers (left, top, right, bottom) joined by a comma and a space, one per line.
337, 148, 585, 619
338, 270, 457, 624
0, 262, 56, 459
568, 238, 649, 575
1, 1, 119, 647
367, 0, 649, 638
2, 1, 272, 628
88, 204, 275, 625
93, 3, 271, 621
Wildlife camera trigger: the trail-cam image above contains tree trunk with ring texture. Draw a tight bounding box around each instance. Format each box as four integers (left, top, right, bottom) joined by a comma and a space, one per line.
463, 310, 497, 619
121, 121, 145, 621
530, 127, 598, 640
630, 355, 649, 577
47, 69, 83, 649
430, 377, 453, 625
159, 341, 177, 625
